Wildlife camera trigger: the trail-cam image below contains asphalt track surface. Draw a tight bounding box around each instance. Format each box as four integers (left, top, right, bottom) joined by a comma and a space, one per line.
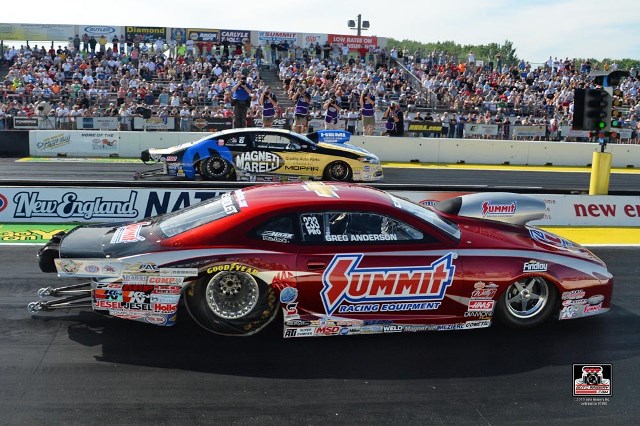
1, 246, 638, 425
3, 157, 640, 191
1, 158, 639, 424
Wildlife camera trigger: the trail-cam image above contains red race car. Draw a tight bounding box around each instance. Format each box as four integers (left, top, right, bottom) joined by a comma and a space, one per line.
34, 182, 613, 337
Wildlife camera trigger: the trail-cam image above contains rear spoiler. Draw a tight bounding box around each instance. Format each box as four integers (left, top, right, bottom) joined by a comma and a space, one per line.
434, 192, 545, 225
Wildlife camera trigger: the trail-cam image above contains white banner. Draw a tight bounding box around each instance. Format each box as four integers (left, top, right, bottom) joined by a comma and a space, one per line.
512, 125, 546, 138
464, 123, 499, 136
30, 131, 120, 157
76, 117, 119, 130
300, 33, 327, 48
76, 25, 123, 39
132, 117, 175, 130
0, 186, 639, 227
560, 126, 590, 138
617, 128, 633, 139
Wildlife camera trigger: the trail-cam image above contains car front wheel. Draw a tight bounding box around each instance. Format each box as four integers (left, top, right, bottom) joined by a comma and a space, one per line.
496, 276, 558, 328
323, 161, 352, 181
199, 156, 234, 180
184, 270, 278, 335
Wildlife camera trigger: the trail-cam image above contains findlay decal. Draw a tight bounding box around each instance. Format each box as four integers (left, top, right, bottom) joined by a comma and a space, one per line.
321, 253, 456, 315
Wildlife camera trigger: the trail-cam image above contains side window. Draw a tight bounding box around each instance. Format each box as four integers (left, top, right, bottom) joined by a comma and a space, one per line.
300, 212, 425, 243
255, 134, 300, 151
254, 215, 297, 244
300, 213, 324, 243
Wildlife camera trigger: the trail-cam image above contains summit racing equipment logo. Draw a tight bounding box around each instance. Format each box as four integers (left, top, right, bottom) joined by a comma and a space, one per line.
321, 253, 456, 315
482, 201, 516, 217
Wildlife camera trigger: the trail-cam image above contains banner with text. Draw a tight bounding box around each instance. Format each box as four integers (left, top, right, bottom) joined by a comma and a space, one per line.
76, 117, 119, 130
220, 29, 250, 44
125, 26, 166, 43
76, 25, 123, 39
30, 131, 120, 157
464, 123, 499, 136
327, 34, 378, 50
0, 23, 74, 41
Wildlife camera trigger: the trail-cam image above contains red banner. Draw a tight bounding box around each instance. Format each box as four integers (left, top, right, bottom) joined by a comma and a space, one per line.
327, 34, 378, 50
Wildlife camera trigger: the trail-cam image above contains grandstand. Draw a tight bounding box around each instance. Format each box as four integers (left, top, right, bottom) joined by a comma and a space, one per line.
0, 23, 637, 142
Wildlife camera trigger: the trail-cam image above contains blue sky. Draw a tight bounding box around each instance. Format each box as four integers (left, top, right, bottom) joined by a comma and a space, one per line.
3, 0, 638, 63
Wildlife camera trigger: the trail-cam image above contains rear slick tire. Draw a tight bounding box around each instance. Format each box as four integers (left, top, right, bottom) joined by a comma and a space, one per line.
184, 270, 278, 336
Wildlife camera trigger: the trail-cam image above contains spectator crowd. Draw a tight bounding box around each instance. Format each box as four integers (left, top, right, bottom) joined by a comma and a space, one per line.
1, 35, 639, 143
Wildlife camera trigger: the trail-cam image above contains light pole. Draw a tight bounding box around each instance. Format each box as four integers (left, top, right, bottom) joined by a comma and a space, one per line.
347, 14, 370, 36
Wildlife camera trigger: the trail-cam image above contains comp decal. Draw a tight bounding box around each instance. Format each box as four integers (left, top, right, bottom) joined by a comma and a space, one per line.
321, 253, 456, 315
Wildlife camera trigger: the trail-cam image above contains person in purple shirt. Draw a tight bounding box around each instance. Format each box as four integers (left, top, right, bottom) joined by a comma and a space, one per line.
360, 90, 376, 135
323, 95, 339, 130
260, 87, 278, 128
293, 88, 311, 133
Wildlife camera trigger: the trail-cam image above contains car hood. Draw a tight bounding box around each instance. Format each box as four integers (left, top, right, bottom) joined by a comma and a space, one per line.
317, 141, 377, 157
60, 221, 161, 259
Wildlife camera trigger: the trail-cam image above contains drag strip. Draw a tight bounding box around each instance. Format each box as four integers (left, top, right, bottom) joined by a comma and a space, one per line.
0, 246, 638, 424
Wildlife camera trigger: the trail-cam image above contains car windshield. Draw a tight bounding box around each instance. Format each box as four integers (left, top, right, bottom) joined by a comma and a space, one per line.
390, 195, 461, 240
159, 191, 241, 237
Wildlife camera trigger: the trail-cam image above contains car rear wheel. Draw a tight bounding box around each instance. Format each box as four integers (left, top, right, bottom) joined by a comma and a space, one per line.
497, 276, 558, 328
199, 156, 234, 180
324, 161, 352, 181
184, 270, 278, 335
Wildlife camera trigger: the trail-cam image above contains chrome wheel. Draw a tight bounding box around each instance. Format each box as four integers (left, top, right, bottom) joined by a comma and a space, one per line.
325, 161, 351, 181
200, 156, 232, 180
505, 277, 549, 319
205, 272, 259, 320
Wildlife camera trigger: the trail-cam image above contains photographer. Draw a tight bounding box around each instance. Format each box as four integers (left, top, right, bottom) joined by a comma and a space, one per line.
323, 95, 339, 130
231, 76, 252, 128
292, 88, 311, 133
260, 87, 278, 128
382, 102, 404, 137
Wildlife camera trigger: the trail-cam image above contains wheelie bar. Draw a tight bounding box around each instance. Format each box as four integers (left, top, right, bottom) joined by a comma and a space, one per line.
133, 167, 165, 180
28, 282, 93, 313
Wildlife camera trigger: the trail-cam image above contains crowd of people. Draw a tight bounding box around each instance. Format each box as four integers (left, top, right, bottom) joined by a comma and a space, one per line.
1, 36, 639, 142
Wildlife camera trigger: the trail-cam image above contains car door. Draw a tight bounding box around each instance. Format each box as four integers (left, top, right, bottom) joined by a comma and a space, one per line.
294, 210, 464, 332
251, 132, 318, 180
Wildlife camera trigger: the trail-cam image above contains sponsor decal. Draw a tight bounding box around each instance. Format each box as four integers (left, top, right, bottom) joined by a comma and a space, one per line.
262, 231, 294, 243
122, 284, 154, 293
111, 222, 149, 244
145, 314, 167, 325
283, 165, 319, 172
562, 290, 587, 300
234, 151, 282, 173
153, 285, 183, 294
220, 192, 238, 215
153, 302, 178, 313
321, 253, 456, 315
482, 200, 517, 217
463, 311, 493, 318
147, 276, 184, 285
284, 328, 297, 338
573, 364, 612, 396
272, 271, 296, 287
124, 262, 159, 274
56, 259, 122, 277
83, 26, 116, 35
302, 215, 321, 235
529, 228, 575, 248
583, 303, 603, 315
471, 288, 497, 299
464, 320, 492, 329
315, 326, 341, 336
560, 305, 579, 319
121, 274, 148, 285
468, 300, 495, 312
234, 189, 248, 208
588, 295, 605, 305
562, 299, 588, 307
325, 233, 398, 242
303, 181, 340, 198
279, 287, 298, 304
151, 294, 180, 304
206, 263, 257, 275
285, 319, 311, 327
383, 325, 403, 333
96, 282, 123, 290
523, 260, 548, 273
94, 289, 123, 301
94, 300, 122, 309
12, 191, 138, 220
159, 268, 198, 277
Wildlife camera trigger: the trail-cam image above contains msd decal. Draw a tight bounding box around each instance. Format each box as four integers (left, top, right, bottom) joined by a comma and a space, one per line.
482, 201, 516, 217
321, 253, 456, 315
